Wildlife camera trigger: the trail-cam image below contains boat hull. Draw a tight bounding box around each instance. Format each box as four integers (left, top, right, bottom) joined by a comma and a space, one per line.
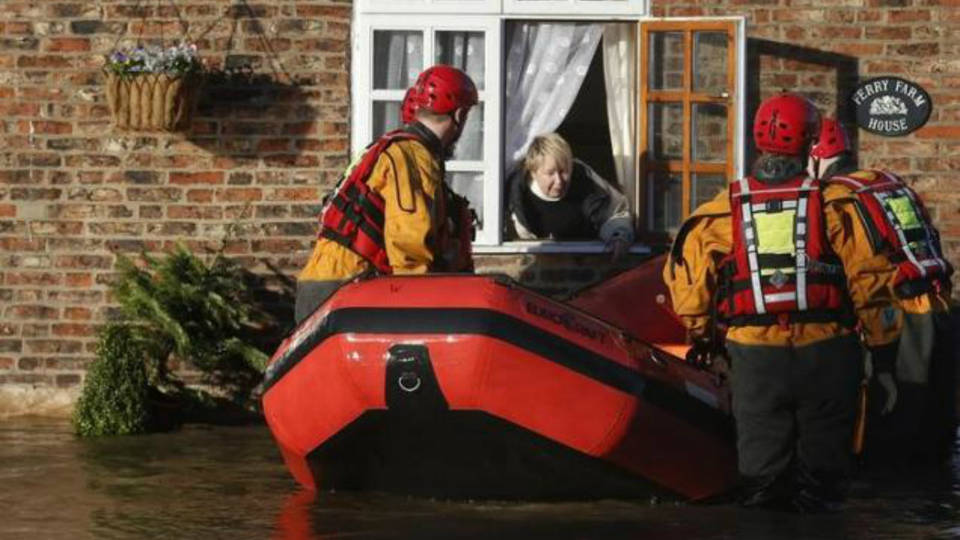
262, 275, 736, 500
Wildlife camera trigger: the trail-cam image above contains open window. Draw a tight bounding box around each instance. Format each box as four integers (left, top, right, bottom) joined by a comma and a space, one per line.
352, 3, 745, 250
640, 20, 745, 236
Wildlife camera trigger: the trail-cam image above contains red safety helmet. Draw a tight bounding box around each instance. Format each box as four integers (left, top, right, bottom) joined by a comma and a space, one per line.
810, 117, 851, 160
407, 65, 478, 117
400, 87, 417, 125
753, 93, 820, 156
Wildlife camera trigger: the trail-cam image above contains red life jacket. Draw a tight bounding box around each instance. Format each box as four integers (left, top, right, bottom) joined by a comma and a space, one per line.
719, 175, 850, 326
827, 170, 951, 298
318, 130, 421, 274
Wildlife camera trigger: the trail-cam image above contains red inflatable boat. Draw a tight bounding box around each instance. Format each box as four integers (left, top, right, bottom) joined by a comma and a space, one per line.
261, 268, 737, 501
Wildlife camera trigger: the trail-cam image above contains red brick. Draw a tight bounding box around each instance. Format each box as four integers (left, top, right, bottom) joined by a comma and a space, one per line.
217, 188, 263, 202
169, 171, 225, 185
17, 55, 73, 69
167, 205, 223, 220
865, 26, 912, 40
52, 323, 94, 337
295, 5, 351, 18
0, 205, 15, 218
256, 139, 292, 153
26, 340, 84, 354
186, 189, 214, 203
265, 188, 318, 202
53, 255, 112, 269
64, 273, 93, 287
916, 125, 960, 139
45, 37, 90, 52
6, 305, 59, 320
4, 272, 60, 286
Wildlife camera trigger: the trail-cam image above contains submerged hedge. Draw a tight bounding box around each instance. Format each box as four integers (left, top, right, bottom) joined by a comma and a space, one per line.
72, 325, 153, 437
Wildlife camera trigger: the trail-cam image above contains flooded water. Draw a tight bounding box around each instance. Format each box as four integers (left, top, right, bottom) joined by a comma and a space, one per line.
2, 418, 958, 539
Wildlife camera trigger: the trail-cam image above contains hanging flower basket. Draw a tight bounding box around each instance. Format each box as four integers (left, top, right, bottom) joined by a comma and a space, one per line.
103, 43, 204, 132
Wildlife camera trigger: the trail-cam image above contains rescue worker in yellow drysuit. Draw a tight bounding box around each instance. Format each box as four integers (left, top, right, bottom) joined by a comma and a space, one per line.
295, 65, 478, 323
811, 117, 955, 462
664, 94, 901, 512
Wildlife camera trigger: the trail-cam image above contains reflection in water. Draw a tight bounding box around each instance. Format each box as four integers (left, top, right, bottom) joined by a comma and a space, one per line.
1, 419, 957, 539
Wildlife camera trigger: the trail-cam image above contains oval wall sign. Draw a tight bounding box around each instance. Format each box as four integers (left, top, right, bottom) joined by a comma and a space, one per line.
851, 76, 932, 137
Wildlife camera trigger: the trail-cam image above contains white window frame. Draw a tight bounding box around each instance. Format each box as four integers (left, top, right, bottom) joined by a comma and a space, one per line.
352, 3, 745, 254
353, 14, 502, 245
503, 0, 648, 16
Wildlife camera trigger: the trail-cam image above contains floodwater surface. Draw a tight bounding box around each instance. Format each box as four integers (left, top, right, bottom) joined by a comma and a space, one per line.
2, 418, 958, 539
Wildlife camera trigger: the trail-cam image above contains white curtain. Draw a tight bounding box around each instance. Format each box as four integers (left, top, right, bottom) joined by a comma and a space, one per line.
602, 23, 637, 194
373, 31, 423, 135
376, 31, 422, 90
504, 22, 603, 173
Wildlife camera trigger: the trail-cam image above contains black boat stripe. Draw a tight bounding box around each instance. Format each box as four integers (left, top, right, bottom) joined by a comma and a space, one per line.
261, 307, 731, 434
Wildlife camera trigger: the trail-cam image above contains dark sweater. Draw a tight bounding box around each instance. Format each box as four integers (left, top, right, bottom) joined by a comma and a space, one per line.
509, 160, 611, 240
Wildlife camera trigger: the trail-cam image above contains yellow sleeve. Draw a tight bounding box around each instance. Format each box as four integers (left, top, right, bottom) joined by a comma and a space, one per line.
370, 141, 443, 274
663, 192, 733, 338
823, 186, 901, 346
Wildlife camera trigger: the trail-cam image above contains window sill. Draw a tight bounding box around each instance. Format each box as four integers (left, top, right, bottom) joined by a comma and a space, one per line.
472, 241, 654, 255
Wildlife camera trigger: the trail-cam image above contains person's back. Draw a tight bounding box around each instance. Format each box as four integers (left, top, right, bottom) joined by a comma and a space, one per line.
295, 65, 479, 323
665, 94, 902, 512
812, 117, 956, 462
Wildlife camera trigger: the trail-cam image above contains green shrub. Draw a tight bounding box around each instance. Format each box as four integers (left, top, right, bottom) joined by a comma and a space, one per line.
111, 243, 269, 391
73, 243, 273, 437
72, 325, 153, 437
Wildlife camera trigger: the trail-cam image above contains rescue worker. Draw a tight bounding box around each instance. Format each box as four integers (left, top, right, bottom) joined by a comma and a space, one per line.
295, 65, 478, 323
664, 94, 902, 511
812, 118, 955, 461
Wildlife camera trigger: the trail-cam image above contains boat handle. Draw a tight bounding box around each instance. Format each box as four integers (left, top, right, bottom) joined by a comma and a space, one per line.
398, 371, 422, 393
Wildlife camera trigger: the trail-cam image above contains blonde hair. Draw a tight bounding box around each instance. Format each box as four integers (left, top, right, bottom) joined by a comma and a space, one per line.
524, 133, 573, 176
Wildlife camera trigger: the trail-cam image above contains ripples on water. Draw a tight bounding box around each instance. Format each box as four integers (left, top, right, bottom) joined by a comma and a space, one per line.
1, 419, 957, 539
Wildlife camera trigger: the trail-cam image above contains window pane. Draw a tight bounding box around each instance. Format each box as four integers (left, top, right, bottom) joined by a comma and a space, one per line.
648, 102, 683, 160
692, 103, 727, 163
435, 31, 485, 90
451, 103, 483, 161
650, 172, 682, 231
693, 32, 727, 95
691, 173, 726, 211
373, 31, 423, 90
447, 172, 484, 231
648, 32, 683, 91
372, 100, 402, 138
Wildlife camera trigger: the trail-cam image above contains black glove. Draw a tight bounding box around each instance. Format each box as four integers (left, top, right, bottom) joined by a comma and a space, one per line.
686, 336, 721, 369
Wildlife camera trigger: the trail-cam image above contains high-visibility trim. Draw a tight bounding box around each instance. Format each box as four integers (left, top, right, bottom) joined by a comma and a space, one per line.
873, 190, 927, 278
739, 176, 766, 315
795, 177, 814, 311
827, 170, 951, 297
720, 174, 849, 325
764, 292, 797, 303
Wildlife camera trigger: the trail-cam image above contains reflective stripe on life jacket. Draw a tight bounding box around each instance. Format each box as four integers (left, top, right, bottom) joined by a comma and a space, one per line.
318, 130, 422, 274
827, 170, 951, 298
719, 175, 849, 325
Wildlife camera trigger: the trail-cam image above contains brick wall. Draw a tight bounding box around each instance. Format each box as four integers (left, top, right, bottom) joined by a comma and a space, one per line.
1, 0, 959, 398
0, 1, 352, 393
651, 0, 960, 250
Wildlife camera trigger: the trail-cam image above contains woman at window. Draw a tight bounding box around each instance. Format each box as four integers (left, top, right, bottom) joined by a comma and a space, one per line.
508, 133, 634, 258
